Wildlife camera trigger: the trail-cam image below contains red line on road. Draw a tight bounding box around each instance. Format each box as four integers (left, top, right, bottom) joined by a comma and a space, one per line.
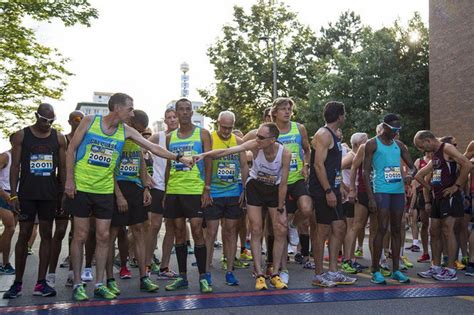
1, 282, 473, 313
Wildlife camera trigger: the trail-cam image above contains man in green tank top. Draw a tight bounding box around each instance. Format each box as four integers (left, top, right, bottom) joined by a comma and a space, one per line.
65, 93, 193, 301
163, 98, 213, 294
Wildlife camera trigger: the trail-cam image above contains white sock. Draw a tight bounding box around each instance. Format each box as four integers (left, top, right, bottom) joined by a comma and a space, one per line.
413, 239, 420, 246
95, 282, 103, 288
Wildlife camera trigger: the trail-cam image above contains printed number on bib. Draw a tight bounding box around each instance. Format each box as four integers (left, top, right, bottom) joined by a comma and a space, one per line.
88, 145, 113, 167
174, 150, 192, 171
119, 157, 140, 177
334, 170, 342, 188
30, 154, 53, 176
383, 166, 402, 183
290, 152, 298, 172
256, 171, 278, 185
431, 169, 442, 185
217, 162, 236, 182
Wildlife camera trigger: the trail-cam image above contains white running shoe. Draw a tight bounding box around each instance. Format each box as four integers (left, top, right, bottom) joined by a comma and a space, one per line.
280, 270, 289, 285
46, 273, 56, 288
81, 267, 93, 282
288, 225, 299, 246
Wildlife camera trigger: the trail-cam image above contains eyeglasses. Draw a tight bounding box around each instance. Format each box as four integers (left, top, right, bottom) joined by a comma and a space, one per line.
256, 134, 274, 140
36, 112, 56, 124
383, 122, 402, 133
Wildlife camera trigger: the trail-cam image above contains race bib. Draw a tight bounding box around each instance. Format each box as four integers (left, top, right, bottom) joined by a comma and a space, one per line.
384, 166, 402, 183
256, 171, 278, 185
290, 153, 298, 172
217, 162, 236, 182
30, 154, 53, 176
88, 145, 113, 167
431, 169, 442, 185
334, 170, 342, 188
119, 157, 140, 177
173, 150, 192, 171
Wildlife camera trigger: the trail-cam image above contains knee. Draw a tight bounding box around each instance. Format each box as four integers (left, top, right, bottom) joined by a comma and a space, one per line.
96, 230, 110, 244
274, 224, 287, 238
3, 225, 15, 237
250, 227, 262, 239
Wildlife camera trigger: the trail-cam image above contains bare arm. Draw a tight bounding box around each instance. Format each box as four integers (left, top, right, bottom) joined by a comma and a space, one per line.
57, 132, 67, 190
242, 129, 257, 142
363, 139, 376, 200
397, 140, 415, 172
126, 125, 178, 161
414, 161, 433, 191
202, 129, 213, 206
313, 129, 331, 192
139, 151, 151, 188
444, 143, 472, 188
9, 130, 24, 197
278, 148, 291, 210
464, 141, 474, 159
236, 136, 249, 190
341, 152, 354, 170
202, 139, 259, 159
349, 144, 364, 191
0, 152, 8, 169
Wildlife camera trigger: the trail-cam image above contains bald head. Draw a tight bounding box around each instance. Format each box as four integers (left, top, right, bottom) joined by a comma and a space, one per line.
217, 111, 235, 140
218, 111, 235, 123
37, 103, 54, 116
69, 110, 84, 121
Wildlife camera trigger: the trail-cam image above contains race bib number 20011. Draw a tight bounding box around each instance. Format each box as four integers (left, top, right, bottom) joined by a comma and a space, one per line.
30, 154, 53, 176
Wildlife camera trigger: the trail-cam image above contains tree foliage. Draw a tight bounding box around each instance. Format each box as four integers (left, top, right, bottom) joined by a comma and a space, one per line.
0, 0, 98, 135
201, 1, 429, 149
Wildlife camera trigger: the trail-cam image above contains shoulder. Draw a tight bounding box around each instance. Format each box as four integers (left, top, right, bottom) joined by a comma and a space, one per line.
395, 139, 407, 150
282, 146, 292, 158
365, 138, 377, 151
10, 129, 25, 145
200, 127, 211, 137
148, 133, 159, 144
243, 129, 257, 142
235, 135, 244, 145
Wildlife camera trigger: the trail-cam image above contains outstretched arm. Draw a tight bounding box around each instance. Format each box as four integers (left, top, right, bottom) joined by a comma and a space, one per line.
199, 139, 258, 160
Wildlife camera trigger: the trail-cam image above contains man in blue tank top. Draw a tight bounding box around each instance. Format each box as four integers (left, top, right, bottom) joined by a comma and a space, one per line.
364, 114, 415, 284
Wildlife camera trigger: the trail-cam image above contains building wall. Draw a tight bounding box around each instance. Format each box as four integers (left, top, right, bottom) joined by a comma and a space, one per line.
430, 0, 474, 151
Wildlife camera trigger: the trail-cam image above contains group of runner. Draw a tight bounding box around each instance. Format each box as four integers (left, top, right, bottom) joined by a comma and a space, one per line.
0, 94, 472, 301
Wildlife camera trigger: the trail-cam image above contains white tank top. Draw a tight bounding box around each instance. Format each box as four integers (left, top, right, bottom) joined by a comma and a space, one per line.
151, 131, 167, 191
249, 143, 284, 185
341, 146, 352, 186
0, 151, 11, 191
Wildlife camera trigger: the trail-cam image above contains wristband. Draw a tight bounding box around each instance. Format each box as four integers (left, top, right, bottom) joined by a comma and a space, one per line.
8, 195, 18, 201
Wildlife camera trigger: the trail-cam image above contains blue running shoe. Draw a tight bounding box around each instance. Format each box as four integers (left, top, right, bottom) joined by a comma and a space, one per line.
371, 271, 386, 284
204, 272, 212, 286
3, 282, 22, 299
1, 263, 15, 275
392, 270, 410, 283
225, 271, 239, 286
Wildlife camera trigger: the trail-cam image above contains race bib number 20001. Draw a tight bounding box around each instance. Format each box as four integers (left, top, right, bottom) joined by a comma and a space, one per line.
30, 154, 53, 176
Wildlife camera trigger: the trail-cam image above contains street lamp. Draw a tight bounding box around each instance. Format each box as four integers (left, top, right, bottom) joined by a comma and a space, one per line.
259, 36, 277, 100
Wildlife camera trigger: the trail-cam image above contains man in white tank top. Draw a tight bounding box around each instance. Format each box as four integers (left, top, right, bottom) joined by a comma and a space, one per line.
145, 108, 179, 279
199, 122, 292, 291
0, 150, 16, 275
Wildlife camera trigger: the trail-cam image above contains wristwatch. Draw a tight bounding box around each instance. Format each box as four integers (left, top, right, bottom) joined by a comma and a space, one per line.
175, 153, 183, 162
325, 188, 332, 194
277, 207, 284, 213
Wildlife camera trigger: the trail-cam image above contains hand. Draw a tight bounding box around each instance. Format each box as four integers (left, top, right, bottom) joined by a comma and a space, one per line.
301, 166, 309, 182
348, 189, 357, 204
442, 185, 458, 197
193, 153, 205, 163
64, 178, 77, 199
8, 194, 20, 214
341, 188, 348, 202
180, 156, 194, 169
325, 191, 337, 208
116, 195, 128, 213
143, 188, 152, 206
239, 190, 246, 208
57, 193, 66, 216
201, 189, 213, 208
368, 197, 377, 214
404, 175, 413, 185
424, 203, 432, 216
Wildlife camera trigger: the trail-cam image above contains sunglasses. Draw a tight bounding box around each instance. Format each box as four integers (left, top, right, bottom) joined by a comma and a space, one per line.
142, 132, 152, 137
36, 112, 56, 124
256, 134, 274, 140
383, 122, 402, 133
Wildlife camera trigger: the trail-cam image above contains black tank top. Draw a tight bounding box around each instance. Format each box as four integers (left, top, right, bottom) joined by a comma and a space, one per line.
431, 143, 457, 199
19, 127, 59, 200
309, 126, 342, 197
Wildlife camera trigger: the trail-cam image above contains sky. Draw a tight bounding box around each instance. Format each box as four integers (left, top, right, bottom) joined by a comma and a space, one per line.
0, 0, 428, 150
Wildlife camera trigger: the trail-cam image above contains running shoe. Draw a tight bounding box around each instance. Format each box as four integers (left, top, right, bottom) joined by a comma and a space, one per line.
234, 258, 250, 269
72, 284, 88, 301
400, 263, 408, 271
354, 248, 363, 258
465, 265, 474, 277
187, 246, 194, 255
221, 257, 227, 270
152, 254, 161, 265
27, 247, 33, 255
401, 256, 414, 268
417, 253, 431, 263
288, 225, 299, 246
1, 263, 15, 275
119, 266, 132, 279
157, 268, 179, 280
312, 273, 337, 288
255, 275, 267, 290
441, 256, 448, 267
405, 244, 420, 252
371, 271, 386, 284
199, 278, 213, 293
129, 258, 139, 268
461, 256, 469, 266
59, 256, 69, 268
81, 268, 93, 282
352, 261, 367, 271
287, 244, 295, 255
432, 267, 457, 281
342, 260, 358, 274
46, 273, 56, 288
204, 272, 212, 286
380, 262, 391, 277
113, 257, 121, 268
418, 265, 442, 278
94, 284, 116, 300
294, 253, 304, 264
265, 264, 274, 278
391, 270, 410, 283
280, 269, 289, 285
326, 271, 357, 285
107, 279, 121, 295
303, 261, 315, 270
150, 262, 160, 274
3, 282, 22, 299
33, 280, 57, 297
454, 260, 466, 271
214, 241, 223, 248
140, 277, 159, 292
270, 275, 288, 289
225, 271, 239, 286
240, 249, 253, 261
165, 277, 189, 291
65, 276, 73, 288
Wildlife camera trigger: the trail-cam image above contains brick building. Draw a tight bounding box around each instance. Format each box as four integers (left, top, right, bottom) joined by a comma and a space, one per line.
429, 0, 473, 151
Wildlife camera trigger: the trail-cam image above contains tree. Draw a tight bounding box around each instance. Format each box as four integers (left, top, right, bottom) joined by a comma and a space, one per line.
198, 0, 320, 132
0, 1, 98, 135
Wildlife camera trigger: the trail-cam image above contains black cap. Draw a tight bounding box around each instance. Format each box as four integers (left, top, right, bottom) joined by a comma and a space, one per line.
383, 113, 400, 124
